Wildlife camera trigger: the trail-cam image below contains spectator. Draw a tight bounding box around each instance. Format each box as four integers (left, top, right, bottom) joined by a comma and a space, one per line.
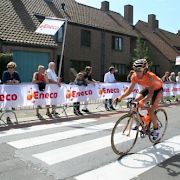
175, 72, 180, 101
82, 66, 98, 113
161, 71, 170, 103
46, 62, 61, 117
161, 71, 170, 83
176, 72, 180, 83
104, 66, 116, 111
32, 65, 49, 118
169, 72, 176, 83
2, 61, 21, 84
2, 61, 21, 124
73, 72, 88, 116
167, 72, 177, 102
127, 70, 135, 82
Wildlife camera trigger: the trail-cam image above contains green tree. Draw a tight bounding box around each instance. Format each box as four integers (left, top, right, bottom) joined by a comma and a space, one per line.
132, 37, 152, 68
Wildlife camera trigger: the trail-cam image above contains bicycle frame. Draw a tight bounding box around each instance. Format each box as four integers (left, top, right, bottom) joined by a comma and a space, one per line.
124, 102, 148, 137
111, 100, 168, 155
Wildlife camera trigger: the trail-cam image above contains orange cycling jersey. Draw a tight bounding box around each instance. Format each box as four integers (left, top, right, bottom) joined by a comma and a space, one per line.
131, 71, 163, 90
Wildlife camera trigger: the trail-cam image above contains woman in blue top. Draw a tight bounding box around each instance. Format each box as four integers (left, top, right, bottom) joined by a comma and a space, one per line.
2, 61, 21, 84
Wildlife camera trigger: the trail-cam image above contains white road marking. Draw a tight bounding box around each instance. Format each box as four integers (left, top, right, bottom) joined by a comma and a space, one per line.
33, 131, 136, 165
75, 135, 180, 180
8, 123, 114, 149
0, 118, 97, 138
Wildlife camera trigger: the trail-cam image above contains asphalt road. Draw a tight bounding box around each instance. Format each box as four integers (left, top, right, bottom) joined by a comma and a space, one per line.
0, 104, 179, 180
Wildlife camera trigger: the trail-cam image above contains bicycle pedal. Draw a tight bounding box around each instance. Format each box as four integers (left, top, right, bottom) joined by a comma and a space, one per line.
140, 131, 146, 138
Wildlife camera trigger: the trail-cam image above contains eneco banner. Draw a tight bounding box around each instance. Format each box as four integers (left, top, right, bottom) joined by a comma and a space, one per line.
35, 18, 65, 35
0, 83, 179, 109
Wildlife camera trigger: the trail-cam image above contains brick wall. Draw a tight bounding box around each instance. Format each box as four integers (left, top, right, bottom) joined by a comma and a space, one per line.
148, 43, 172, 77
62, 24, 132, 82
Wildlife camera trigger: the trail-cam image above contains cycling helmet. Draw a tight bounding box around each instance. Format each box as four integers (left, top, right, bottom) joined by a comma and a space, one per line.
133, 59, 148, 71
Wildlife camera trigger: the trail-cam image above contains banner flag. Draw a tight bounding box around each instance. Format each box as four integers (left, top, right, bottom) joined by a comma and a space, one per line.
35, 18, 65, 35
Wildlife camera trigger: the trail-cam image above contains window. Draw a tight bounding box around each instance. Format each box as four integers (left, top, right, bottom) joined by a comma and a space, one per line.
70, 60, 91, 73
151, 65, 160, 76
57, 26, 64, 43
53, 25, 64, 43
81, 30, 91, 47
113, 63, 126, 76
112, 36, 123, 51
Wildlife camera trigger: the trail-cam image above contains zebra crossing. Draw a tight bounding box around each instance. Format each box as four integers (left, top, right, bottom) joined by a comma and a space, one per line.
76, 135, 180, 180
0, 115, 180, 180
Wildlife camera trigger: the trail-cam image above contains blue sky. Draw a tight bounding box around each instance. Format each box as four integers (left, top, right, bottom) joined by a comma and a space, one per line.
75, 0, 180, 33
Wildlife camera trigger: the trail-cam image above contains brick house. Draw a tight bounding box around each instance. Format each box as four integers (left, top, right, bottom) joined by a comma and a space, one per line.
0, 0, 58, 82
0, 0, 138, 82
135, 14, 180, 76
61, 1, 139, 82
0, 0, 179, 82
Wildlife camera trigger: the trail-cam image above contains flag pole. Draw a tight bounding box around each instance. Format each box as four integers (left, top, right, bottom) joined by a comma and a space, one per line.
58, 19, 68, 79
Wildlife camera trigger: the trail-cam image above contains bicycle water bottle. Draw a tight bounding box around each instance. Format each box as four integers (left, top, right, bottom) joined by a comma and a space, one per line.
139, 108, 150, 126
143, 114, 151, 126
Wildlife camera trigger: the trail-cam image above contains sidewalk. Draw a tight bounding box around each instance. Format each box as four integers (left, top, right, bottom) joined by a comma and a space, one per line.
0, 100, 179, 128
0, 101, 121, 126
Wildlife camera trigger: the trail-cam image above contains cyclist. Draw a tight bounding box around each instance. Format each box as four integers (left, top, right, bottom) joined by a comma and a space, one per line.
116, 59, 163, 140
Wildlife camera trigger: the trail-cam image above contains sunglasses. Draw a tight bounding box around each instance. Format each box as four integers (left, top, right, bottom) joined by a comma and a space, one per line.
8, 67, 15, 69
135, 69, 144, 72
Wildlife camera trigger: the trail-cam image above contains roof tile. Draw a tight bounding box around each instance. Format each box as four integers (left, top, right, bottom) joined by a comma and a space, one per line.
0, 0, 137, 47
135, 21, 179, 61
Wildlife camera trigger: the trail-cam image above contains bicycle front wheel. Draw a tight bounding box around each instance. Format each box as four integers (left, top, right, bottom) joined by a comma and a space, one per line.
111, 114, 139, 155
148, 108, 168, 144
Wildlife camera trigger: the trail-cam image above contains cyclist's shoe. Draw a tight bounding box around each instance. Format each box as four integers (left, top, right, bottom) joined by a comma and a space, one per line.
152, 128, 160, 141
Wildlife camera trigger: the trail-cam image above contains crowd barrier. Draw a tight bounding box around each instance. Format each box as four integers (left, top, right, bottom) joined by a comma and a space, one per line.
0, 82, 180, 109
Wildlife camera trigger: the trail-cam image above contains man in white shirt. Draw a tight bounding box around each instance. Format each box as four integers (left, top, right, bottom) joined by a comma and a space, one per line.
104, 66, 116, 111
46, 62, 61, 85
46, 62, 61, 116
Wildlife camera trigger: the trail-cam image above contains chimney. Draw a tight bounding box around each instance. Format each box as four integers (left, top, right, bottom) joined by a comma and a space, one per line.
178, 30, 180, 36
101, 1, 109, 12
124, 5, 133, 25
148, 14, 157, 31
155, 20, 159, 29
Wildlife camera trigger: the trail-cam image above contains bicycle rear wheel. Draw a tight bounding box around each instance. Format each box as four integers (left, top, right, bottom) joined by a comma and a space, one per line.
148, 108, 168, 144
111, 114, 139, 155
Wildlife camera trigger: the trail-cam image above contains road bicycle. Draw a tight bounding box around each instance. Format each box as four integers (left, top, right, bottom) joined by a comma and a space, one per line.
111, 100, 168, 155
